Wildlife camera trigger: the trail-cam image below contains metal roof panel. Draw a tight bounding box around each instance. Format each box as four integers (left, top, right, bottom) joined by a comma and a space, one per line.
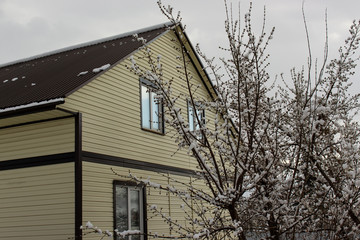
0, 22, 173, 110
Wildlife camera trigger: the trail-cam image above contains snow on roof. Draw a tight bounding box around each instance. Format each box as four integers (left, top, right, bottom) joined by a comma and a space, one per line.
0, 21, 179, 112
0, 98, 64, 113
92, 63, 111, 73
0, 21, 174, 69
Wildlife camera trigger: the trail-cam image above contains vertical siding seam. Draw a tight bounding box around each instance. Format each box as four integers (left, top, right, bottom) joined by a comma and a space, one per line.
167, 172, 172, 236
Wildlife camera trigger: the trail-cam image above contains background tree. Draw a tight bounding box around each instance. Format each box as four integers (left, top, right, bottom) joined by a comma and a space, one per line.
82, 1, 360, 239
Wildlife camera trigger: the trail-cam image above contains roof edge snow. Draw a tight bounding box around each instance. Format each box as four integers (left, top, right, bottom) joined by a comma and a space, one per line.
0, 98, 65, 113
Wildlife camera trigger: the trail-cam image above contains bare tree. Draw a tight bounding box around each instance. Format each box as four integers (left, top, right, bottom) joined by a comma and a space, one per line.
279, 12, 360, 238
82, 1, 360, 239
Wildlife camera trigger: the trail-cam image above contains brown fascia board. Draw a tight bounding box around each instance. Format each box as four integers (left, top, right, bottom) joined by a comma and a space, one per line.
173, 25, 239, 134
172, 24, 218, 101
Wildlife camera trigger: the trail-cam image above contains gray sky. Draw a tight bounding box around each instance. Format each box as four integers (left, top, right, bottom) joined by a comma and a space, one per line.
0, 0, 359, 87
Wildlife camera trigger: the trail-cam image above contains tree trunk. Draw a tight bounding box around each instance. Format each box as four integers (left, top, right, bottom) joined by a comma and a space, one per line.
228, 204, 247, 240
267, 211, 280, 240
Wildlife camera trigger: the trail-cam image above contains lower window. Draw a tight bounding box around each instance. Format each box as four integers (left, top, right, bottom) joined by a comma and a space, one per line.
114, 181, 145, 240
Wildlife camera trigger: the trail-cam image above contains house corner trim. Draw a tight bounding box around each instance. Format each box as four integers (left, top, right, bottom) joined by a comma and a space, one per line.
75, 112, 83, 240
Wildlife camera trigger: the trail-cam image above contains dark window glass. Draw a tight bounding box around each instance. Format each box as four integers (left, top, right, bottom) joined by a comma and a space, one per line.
115, 184, 144, 240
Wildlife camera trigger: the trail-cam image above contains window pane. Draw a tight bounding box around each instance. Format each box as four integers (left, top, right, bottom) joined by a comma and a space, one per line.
130, 189, 141, 240
188, 105, 194, 131
151, 92, 160, 130
115, 186, 128, 232
196, 109, 202, 130
130, 190, 140, 229
141, 85, 150, 129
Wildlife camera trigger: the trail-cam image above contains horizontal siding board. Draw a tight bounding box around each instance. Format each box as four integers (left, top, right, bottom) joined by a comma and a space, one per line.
0, 184, 74, 199
62, 31, 212, 172
81, 161, 192, 236
0, 109, 69, 128
0, 203, 74, 215
0, 235, 73, 240
0, 163, 75, 239
0, 175, 74, 189
0, 116, 73, 137
83, 142, 190, 169
0, 214, 74, 226
0, 144, 74, 160
0, 117, 74, 161
0, 135, 73, 152
0, 162, 74, 178
0, 227, 74, 236
82, 130, 180, 155
0, 127, 73, 145
1, 200, 75, 211
0, 191, 74, 206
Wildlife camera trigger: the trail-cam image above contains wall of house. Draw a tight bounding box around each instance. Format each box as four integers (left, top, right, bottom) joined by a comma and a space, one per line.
59, 29, 215, 238
0, 117, 75, 161
82, 161, 193, 239
57, 29, 214, 239
0, 162, 75, 240
0, 116, 76, 239
63, 30, 213, 171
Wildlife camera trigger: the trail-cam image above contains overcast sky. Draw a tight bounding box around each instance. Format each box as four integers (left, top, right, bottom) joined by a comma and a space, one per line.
0, 0, 359, 88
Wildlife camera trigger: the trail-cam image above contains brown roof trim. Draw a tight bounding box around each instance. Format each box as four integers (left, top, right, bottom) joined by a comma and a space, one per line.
172, 25, 218, 100
0, 152, 75, 171
83, 151, 196, 177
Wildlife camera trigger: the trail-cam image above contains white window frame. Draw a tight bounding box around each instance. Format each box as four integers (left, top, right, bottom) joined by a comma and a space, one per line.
114, 182, 145, 240
188, 101, 205, 139
140, 79, 163, 133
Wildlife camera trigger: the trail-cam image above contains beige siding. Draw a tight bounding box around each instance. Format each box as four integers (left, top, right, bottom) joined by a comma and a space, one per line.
82, 161, 191, 240
0, 28, 214, 240
0, 109, 70, 128
63, 30, 213, 170
0, 162, 75, 240
0, 117, 74, 161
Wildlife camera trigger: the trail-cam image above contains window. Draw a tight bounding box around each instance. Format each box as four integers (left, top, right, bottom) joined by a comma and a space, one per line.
114, 182, 145, 240
188, 102, 205, 139
140, 79, 163, 133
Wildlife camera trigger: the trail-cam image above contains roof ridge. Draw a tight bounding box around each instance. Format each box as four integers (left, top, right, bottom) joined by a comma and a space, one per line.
0, 21, 174, 69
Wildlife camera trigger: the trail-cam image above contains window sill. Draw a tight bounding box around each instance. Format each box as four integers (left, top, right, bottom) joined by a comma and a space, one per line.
141, 127, 165, 136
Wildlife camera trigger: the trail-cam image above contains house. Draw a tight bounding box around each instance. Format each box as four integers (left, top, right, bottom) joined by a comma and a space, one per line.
0, 22, 216, 240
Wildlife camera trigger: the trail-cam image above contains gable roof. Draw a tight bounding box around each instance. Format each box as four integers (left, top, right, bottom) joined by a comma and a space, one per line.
0, 22, 173, 113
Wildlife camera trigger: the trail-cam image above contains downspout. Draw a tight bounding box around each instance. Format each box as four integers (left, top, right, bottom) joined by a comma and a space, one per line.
75, 112, 83, 240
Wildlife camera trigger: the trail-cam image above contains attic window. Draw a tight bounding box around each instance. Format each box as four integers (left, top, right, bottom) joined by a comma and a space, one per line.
140, 78, 163, 133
